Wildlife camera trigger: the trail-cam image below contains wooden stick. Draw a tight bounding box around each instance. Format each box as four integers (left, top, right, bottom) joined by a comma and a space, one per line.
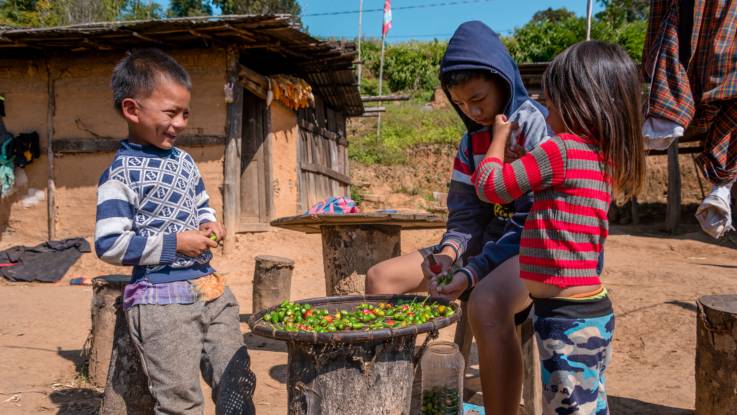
223, 47, 243, 254
666, 140, 681, 233
45, 59, 56, 241
237, 64, 268, 100
361, 95, 410, 102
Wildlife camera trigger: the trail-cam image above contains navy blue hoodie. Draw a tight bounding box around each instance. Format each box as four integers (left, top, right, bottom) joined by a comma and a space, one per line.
437, 21, 550, 286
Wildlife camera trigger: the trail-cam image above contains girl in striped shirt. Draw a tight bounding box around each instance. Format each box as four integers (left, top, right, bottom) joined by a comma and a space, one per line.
467, 41, 645, 414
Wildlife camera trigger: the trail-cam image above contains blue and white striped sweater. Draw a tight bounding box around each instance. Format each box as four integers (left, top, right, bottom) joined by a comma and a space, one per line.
95, 140, 216, 284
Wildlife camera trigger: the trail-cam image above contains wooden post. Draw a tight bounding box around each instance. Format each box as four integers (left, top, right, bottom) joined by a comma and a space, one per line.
666, 141, 681, 232
321, 225, 400, 296
252, 255, 294, 314
630, 196, 640, 225
87, 275, 129, 388
45, 59, 56, 241
696, 295, 737, 415
100, 296, 155, 415
223, 47, 243, 254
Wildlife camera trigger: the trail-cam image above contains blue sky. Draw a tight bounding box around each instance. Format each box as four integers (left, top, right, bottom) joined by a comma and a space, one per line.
156, 1, 604, 42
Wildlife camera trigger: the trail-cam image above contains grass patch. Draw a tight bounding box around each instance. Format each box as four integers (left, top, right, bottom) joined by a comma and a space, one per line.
349, 101, 464, 165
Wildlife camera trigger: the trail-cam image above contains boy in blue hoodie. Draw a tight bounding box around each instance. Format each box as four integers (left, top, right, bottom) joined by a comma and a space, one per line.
366, 21, 549, 413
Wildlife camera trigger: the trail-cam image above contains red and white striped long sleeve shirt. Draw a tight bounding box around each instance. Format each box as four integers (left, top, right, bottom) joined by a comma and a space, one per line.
472, 133, 611, 288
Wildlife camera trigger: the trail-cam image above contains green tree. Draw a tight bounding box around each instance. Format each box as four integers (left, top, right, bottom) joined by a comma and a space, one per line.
0, 0, 161, 26
0, 0, 63, 26
531, 7, 576, 24
503, 0, 648, 63
596, 0, 649, 26
213, 0, 300, 15
168, 0, 212, 17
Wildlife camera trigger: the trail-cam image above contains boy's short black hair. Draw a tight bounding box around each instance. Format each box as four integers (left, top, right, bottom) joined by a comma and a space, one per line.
440, 69, 508, 98
111, 48, 192, 112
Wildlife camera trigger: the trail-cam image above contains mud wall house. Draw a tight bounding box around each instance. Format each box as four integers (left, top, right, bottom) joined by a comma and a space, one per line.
0, 16, 363, 247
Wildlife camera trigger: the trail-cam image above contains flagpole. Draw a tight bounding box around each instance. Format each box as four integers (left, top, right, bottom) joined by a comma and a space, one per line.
377, 30, 386, 141
585, 0, 593, 40
357, 0, 364, 86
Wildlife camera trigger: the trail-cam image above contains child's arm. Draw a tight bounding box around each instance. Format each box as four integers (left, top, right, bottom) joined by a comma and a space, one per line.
473, 115, 567, 204
94, 178, 178, 266
194, 176, 217, 225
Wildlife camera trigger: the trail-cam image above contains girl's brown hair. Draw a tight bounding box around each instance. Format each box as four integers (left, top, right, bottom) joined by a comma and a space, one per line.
542, 41, 645, 200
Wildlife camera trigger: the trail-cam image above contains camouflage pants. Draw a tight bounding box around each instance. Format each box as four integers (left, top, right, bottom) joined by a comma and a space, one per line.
533, 296, 615, 415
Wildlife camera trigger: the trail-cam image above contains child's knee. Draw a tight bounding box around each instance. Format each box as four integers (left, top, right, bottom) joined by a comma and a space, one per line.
467, 289, 515, 329
365, 263, 388, 292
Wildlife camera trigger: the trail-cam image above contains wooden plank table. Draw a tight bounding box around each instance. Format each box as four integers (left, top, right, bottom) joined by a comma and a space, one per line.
271, 212, 446, 296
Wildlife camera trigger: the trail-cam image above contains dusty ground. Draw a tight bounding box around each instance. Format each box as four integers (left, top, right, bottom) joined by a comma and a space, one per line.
1, 222, 736, 414
1, 147, 736, 414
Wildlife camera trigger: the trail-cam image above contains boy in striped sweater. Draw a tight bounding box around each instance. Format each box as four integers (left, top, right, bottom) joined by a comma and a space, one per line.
95, 49, 255, 414
460, 42, 646, 414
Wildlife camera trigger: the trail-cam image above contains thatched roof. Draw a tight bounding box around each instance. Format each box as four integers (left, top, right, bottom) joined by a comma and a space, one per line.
0, 15, 362, 115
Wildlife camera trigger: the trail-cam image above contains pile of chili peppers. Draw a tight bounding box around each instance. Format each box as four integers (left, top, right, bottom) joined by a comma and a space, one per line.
261, 299, 454, 333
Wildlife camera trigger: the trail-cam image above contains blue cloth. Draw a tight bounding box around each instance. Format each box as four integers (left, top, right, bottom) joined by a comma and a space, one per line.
438, 21, 551, 284
533, 295, 614, 414
95, 140, 217, 284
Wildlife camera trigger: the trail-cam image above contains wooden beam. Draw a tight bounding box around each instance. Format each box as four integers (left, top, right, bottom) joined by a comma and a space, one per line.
222, 24, 256, 42
52, 135, 226, 153
223, 47, 243, 254
300, 162, 351, 186
363, 106, 385, 113
648, 145, 703, 156
130, 31, 172, 47
361, 94, 410, 102
297, 119, 340, 141
237, 64, 268, 100
45, 59, 56, 241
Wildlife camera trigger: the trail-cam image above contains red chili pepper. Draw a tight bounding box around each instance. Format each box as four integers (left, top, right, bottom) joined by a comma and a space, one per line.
386, 319, 395, 326
427, 255, 442, 274
303, 309, 313, 318
324, 315, 334, 323
362, 309, 374, 315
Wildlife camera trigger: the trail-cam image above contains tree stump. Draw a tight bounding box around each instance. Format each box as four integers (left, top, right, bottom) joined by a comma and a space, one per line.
249, 294, 460, 415
87, 275, 129, 388
100, 296, 155, 414
253, 255, 294, 314
321, 225, 401, 296
696, 295, 737, 415
287, 337, 416, 415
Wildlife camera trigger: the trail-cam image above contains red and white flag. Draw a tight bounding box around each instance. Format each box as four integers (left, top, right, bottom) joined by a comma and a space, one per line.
382, 0, 392, 36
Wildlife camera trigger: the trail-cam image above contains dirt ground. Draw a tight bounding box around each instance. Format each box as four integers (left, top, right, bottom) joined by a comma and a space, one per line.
1, 221, 736, 414
1, 146, 736, 414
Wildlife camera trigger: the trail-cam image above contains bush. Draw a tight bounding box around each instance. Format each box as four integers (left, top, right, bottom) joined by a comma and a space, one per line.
349, 102, 464, 165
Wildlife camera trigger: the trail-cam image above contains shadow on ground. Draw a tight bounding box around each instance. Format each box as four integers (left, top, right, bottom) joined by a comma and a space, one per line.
610, 395, 693, 415
49, 387, 101, 415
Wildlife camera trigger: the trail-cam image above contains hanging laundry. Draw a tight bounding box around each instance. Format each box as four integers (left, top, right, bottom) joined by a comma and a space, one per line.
13, 132, 40, 167
0, 129, 15, 198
